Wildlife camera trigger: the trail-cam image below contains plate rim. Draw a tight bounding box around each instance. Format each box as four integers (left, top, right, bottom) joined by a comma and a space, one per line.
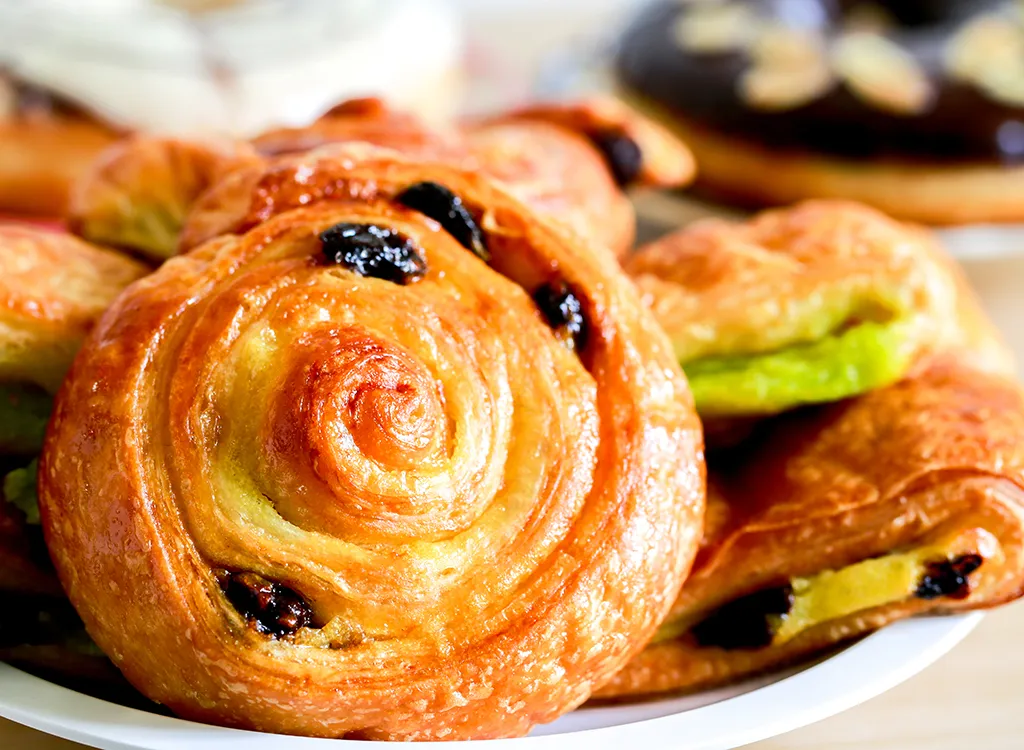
0, 612, 983, 750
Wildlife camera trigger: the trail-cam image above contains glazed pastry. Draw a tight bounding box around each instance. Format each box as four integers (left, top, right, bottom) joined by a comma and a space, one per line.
625, 201, 1011, 419
616, 1, 1024, 224
465, 99, 695, 257
0, 226, 148, 452
0, 226, 147, 690
69, 97, 695, 260
40, 148, 704, 739
598, 356, 1024, 699
67, 137, 260, 261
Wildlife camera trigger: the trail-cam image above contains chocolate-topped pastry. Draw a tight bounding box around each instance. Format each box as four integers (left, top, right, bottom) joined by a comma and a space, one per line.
616, 0, 1024, 225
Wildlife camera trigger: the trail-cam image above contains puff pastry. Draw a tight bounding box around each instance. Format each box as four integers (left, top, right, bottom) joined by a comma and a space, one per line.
68, 97, 694, 261
40, 148, 704, 739
598, 356, 1024, 699
0, 226, 147, 686
625, 201, 1011, 420
0, 226, 148, 452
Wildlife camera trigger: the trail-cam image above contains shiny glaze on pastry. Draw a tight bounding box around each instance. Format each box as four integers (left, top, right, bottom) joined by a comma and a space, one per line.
0, 226, 147, 686
625, 201, 1011, 418
40, 148, 704, 739
598, 356, 1024, 698
68, 97, 695, 261
68, 138, 261, 261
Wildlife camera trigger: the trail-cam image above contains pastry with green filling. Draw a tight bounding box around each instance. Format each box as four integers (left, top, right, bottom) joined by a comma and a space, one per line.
597, 357, 1024, 699
626, 201, 1011, 420
0, 225, 146, 690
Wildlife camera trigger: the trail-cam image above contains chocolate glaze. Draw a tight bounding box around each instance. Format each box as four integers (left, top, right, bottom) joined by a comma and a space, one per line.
616, 1, 1024, 164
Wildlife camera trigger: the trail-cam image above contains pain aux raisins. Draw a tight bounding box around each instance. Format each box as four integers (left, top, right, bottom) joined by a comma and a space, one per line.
396, 181, 489, 261
220, 571, 313, 637
589, 129, 643, 187
319, 222, 427, 284
915, 553, 984, 601
533, 281, 588, 353
691, 585, 795, 650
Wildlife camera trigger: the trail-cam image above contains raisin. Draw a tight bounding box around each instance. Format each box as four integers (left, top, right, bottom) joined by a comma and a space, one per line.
319, 223, 426, 284
396, 182, 488, 261
589, 129, 643, 187
221, 571, 313, 637
691, 585, 794, 650
915, 553, 983, 601
532, 281, 588, 353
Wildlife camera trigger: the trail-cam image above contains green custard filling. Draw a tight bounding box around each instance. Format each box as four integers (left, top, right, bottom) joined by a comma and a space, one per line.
0, 383, 53, 456
653, 540, 987, 650
4, 458, 40, 525
684, 320, 914, 418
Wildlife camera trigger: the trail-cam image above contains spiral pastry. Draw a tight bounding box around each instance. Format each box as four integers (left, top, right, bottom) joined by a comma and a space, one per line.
40, 150, 704, 739
598, 355, 1024, 698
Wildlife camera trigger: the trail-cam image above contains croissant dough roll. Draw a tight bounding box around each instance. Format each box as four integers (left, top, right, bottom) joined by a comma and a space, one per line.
67, 137, 261, 261
0, 227, 147, 684
597, 357, 1024, 699
41, 150, 704, 739
68, 97, 694, 261
0, 226, 148, 453
625, 201, 1011, 419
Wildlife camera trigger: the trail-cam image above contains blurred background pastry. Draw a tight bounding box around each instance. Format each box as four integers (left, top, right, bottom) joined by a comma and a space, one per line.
0, 0, 462, 217
612, 0, 1024, 256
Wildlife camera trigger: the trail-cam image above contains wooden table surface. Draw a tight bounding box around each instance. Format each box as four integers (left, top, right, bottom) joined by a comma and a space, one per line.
4, 256, 1024, 749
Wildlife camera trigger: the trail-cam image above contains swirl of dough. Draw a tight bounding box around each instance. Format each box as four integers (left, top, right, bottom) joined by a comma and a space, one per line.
40, 149, 704, 740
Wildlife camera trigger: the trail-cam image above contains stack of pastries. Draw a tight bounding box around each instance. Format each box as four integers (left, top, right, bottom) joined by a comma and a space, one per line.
1, 94, 1022, 741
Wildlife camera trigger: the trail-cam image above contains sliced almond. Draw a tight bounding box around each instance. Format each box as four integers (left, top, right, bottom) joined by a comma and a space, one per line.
979, 63, 1024, 107
672, 2, 758, 54
946, 16, 1024, 82
751, 24, 825, 68
832, 32, 935, 116
739, 63, 834, 111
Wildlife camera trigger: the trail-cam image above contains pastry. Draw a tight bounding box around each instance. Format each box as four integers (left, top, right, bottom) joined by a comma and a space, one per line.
69, 97, 695, 262
464, 99, 695, 257
624, 201, 1011, 420
0, 225, 147, 690
0, 80, 119, 217
40, 148, 705, 739
597, 355, 1024, 698
68, 137, 262, 261
616, 0, 1024, 225
0, 0, 462, 217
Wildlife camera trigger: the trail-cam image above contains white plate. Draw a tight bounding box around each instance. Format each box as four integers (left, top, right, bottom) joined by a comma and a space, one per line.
0, 613, 981, 750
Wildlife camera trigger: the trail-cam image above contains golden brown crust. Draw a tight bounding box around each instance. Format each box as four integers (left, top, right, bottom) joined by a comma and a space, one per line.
252, 97, 464, 160
633, 99, 1024, 225
67, 137, 260, 261
0, 225, 149, 392
72, 98, 694, 260
489, 98, 696, 190
624, 200, 1013, 374
40, 148, 704, 739
0, 114, 119, 217
598, 357, 1024, 698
